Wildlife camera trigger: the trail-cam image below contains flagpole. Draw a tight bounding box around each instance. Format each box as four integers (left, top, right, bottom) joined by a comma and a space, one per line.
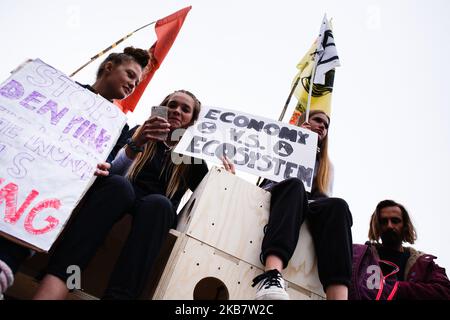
70, 21, 156, 77
304, 52, 318, 124
278, 76, 301, 122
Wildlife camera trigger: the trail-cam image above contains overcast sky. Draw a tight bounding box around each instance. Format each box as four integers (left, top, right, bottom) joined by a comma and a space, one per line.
1, 0, 450, 272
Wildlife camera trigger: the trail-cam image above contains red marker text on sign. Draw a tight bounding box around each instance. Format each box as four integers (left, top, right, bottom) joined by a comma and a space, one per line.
0, 177, 60, 235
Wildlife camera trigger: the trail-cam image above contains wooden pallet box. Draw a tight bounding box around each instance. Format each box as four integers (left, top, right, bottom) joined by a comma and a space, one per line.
175, 167, 325, 298
153, 232, 320, 300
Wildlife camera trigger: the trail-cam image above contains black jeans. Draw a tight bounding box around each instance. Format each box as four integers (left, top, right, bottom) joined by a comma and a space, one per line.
46, 174, 177, 299
0, 238, 32, 274
261, 178, 353, 290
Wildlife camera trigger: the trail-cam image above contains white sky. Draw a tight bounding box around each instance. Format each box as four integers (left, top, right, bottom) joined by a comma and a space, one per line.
1, 0, 450, 272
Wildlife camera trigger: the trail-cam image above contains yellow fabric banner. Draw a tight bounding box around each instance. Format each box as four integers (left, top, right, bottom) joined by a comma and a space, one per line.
289, 40, 336, 125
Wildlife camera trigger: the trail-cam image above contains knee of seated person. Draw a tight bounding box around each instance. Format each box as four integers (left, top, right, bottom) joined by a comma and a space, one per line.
138, 194, 176, 225
140, 194, 173, 210
329, 198, 353, 221
282, 177, 306, 192
103, 175, 134, 200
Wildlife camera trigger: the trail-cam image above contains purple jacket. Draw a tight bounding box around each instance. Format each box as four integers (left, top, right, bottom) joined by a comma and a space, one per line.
350, 243, 450, 300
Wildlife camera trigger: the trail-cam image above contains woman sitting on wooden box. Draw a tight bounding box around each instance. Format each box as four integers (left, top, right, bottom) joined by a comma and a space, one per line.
32, 88, 216, 299
249, 110, 354, 300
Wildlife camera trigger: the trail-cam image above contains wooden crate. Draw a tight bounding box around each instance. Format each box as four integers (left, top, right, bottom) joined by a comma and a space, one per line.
153, 233, 320, 300
176, 167, 325, 298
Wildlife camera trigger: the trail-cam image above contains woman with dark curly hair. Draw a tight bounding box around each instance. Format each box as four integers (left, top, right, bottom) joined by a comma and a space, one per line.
0, 46, 149, 299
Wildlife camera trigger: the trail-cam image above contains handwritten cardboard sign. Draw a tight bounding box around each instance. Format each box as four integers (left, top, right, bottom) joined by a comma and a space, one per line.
174, 106, 318, 191
0, 59, 126, 251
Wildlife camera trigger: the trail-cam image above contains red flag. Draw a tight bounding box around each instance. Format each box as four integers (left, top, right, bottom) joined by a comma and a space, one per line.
117, 6, 192, 113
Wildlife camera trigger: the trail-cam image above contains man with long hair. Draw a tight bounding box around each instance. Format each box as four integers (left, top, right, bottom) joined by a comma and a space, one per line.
350, 200, 450, 300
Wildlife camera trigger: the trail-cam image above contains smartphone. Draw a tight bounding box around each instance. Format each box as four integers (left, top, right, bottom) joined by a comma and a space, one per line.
151, 106, 169, 140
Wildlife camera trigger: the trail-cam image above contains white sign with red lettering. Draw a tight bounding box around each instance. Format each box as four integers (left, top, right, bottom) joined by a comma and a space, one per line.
0, 59, 126, 251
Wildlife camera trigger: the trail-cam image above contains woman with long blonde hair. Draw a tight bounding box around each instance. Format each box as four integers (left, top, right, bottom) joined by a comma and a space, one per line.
33, 89, 215, 300
251, 110, 353, 300
299, 110, 333, 198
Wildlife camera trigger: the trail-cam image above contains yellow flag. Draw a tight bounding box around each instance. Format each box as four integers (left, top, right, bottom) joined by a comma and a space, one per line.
289, 15, 340, 125
289, 40, 336, 125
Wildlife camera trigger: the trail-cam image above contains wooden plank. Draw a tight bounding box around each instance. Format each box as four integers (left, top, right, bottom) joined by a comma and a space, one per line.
176, 167, 325, 297
140, 231, 179, 299
156, 236, 315, 300
5, 272, 98, 300
157, 236, 255, 299
176, 170, 210, 234
153, 233, 189, 299
182, 168, 270, 268
283, 222, 325, 296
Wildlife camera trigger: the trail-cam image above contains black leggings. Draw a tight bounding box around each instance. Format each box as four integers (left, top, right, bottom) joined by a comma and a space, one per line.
261, 178, 353, 290
46, 174, 176, 299
0, 238, 32, 274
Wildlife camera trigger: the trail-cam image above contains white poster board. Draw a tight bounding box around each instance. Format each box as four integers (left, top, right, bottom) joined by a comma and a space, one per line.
0, 59, 126, 251
174, 106, 318, 191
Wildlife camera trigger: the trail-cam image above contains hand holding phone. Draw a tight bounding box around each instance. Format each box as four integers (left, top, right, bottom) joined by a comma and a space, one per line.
151, 105, 168, 120
150, 106, 169, 141
133, 106, 170, 146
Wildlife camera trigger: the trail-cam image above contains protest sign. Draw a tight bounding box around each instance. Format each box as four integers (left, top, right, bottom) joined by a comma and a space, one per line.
0, 59, 126, 251
174, 106, 318, 191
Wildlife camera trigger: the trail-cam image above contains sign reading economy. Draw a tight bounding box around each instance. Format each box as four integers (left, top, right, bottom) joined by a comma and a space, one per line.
0, 59, 126, 251
174, 106, 318, 191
